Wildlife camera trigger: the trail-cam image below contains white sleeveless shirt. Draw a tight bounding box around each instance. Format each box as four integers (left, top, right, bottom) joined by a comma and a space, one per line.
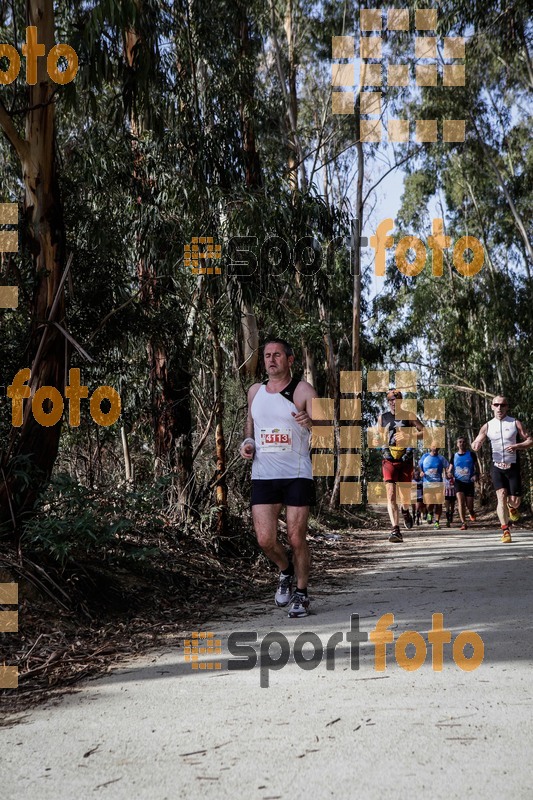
251, 383, 312, 480
486, 416, 518, 464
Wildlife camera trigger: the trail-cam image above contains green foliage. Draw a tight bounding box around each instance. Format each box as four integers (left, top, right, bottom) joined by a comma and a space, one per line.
21, 473, 167, 565
1, 0, 531, 529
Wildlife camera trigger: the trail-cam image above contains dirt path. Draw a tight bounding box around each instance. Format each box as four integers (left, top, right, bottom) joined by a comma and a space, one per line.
2, 523, 533, 799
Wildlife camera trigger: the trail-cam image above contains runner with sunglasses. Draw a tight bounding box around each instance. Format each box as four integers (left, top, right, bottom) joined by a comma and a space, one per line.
378, 390, 425, 542
471, 396, 533, 543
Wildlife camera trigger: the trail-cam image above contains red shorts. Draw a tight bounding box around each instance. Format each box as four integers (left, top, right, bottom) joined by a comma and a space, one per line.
382, 459, 414, 483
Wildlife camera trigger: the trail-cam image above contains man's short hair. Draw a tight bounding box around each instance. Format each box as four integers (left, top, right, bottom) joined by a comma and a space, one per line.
263, 337, 294, 358
386, 389, 403, 400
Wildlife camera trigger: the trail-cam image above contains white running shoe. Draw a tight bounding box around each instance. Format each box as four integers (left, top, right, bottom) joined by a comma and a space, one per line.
287, 592, 310, 618
275, 572, 293, 607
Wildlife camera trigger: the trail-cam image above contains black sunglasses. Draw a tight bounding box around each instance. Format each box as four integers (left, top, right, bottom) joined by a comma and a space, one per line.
492, 403, 508, 408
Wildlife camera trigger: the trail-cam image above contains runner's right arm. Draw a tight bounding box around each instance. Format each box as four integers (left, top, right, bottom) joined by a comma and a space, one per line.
240, 384, 261, 459
471, 423, 488, 451
471, 450, 481, 480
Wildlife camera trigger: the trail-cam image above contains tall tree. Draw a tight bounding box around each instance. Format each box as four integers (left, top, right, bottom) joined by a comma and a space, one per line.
0, 0, 68, 530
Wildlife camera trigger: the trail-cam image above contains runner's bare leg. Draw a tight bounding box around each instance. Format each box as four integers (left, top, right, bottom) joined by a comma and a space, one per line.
252, 503, 289, 571
286, 505, 310, 588
457, 492, 466, 524
507, 494, 521, 513
495, 488, 509, 527
386, 482, 400, 527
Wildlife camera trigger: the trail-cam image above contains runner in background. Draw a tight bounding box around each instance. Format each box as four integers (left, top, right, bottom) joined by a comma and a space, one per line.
419, 444, 449, 530
378, 390, 425, 543
412, 466, 426, 525
444, 470, 456, 528
451, 437, 480, 531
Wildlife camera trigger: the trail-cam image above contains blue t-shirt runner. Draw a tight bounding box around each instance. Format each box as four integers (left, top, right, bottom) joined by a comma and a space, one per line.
419, 447, 449, 527
419, 450, 449, 483
452, 451, 477, 484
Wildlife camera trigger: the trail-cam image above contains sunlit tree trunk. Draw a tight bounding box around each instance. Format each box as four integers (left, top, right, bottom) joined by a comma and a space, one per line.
0, 0, 67, 532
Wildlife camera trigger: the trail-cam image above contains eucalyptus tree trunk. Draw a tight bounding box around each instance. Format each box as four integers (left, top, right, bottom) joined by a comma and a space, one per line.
276, 0, 316, 381
126, 23, 194, 518
238, 5, 260, 379
352, 140, 364, 372
209, 298, 228, 539
240, 301, 259, 378
0, 0, 67, 531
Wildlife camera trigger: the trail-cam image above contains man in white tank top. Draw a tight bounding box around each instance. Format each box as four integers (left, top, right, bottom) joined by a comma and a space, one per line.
472, 395, 532, 543
239, 338, 317, 618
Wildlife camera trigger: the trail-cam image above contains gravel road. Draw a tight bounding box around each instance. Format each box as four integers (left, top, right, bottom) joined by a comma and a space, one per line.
2, 525, 532, 799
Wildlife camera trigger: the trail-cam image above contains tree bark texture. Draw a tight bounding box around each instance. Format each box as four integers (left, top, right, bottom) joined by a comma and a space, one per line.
0, 0, 67, 530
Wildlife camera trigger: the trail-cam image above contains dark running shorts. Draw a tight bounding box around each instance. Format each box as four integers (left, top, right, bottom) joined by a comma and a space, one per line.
455, 479, 475, 497
490, 462, 522, 496
382, 459, 414, 483
251, 478, 316, 507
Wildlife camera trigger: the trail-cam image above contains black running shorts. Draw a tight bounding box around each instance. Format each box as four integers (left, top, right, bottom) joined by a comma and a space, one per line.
455, 479, 475, 497
490, 462, 522, 496
251, 478, 316, 507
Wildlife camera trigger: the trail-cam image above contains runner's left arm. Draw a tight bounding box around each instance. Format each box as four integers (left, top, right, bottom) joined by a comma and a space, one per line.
507, 420, 533, 452
292, 381, 318, 430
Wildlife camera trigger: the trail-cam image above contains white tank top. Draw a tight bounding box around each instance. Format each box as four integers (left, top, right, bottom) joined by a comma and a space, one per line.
486, 416, 518, 464
251, 383, 312, 480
